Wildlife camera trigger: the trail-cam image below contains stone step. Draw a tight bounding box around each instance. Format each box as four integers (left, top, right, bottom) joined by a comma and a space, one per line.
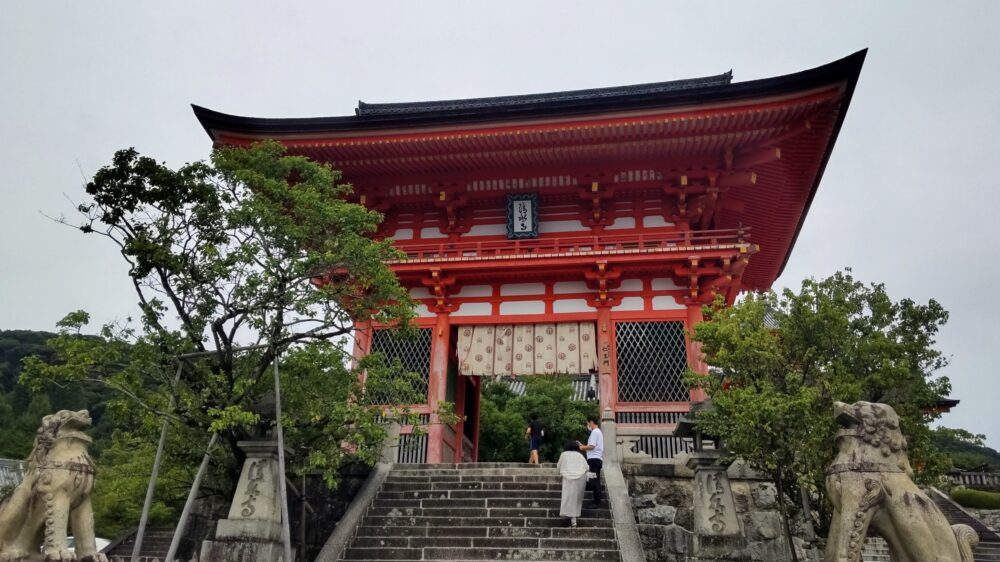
349, 536, 618, 550
380, 480, 596, 493
343, 547, 620, 561
354, 525, 616, 540
376, 489, 596, 500
393, 463, 557, 470
367, 507, 611, 519
390, 466, 559, 474
372, 497, 598, 509
362, 516, 613, 528
386, 474, 565, 484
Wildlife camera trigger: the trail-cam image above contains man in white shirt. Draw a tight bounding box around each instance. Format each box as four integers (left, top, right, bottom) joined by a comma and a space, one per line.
578, 416, 604, 507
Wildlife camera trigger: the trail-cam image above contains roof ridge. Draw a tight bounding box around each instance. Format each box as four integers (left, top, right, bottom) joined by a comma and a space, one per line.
355, 71, 734, 117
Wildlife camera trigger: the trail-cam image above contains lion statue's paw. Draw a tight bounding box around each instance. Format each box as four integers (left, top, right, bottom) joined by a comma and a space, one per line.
78, 554, 109, 562
0, 549, 31, 562
43, 547, 75, 562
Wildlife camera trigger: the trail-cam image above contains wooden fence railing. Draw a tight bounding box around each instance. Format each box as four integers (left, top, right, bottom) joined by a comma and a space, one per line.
0, 459, 25, 489
950, 471, 1000, 491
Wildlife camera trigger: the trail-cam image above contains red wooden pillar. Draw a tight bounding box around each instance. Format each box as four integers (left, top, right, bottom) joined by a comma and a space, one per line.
470, 376, 481, 462
686, 303, 709, 402
353, 321, 373, 384
595, 306, 615, 414
425, 312, 451, 463
453, 374, 466, 458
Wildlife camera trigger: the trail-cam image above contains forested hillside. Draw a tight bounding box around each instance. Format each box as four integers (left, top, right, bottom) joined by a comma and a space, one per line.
933, 426, 1000, 471
0, 330, 113, 458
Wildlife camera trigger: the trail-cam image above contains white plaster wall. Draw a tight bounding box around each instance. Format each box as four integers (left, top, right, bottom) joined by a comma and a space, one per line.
614, 297, 644, 311
540, 220, 589, 233
652, 278, 683, 291
500, 283, 546, 296
499, 300, 546, 315
452, 302, 493, 316
391, 228, 414, 240
456, 285, 493, 297
553, 281, 589, 294
553, 299, 592, 313
643, 216, 675, 228
416, 305, 436, 318
420, 227, 447, 239
468, 223, 506, 237
409, 287, 432, 299
652, 296, 684, 310
606, 217, 636, 230
615, 279, 643, 292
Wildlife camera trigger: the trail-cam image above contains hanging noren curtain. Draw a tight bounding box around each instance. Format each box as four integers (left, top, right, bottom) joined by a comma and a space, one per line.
457, 322, 597, 377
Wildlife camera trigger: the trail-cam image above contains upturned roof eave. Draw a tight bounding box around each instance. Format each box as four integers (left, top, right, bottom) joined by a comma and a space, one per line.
191, 50, 867, 142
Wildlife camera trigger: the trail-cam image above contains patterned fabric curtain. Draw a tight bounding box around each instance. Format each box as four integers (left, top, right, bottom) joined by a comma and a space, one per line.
457, 322, 597, 376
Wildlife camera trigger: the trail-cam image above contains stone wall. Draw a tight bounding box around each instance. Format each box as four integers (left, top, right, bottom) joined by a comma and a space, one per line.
967, 508, 1000, 532
622, 461, 817, 562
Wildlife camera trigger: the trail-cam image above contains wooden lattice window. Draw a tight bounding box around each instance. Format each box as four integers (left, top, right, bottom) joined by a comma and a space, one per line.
615, 321, 689, 402
367, 328, 431, 404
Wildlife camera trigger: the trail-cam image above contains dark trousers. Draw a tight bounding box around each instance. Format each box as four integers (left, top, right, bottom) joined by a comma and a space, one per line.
587, 458, 603, 504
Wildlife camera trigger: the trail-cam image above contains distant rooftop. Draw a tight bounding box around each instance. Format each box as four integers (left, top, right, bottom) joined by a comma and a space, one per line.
355, 72, 734, 117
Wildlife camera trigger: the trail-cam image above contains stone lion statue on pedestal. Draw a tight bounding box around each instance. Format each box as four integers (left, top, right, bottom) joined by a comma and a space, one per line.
0, 410, 108, 562
825, 401, 978, 562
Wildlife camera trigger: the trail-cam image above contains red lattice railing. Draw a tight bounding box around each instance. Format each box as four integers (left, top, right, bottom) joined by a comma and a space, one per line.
390, 227, 750, 262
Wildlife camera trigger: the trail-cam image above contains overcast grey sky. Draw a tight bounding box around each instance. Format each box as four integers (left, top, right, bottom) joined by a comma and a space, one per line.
2, 2, 998, 446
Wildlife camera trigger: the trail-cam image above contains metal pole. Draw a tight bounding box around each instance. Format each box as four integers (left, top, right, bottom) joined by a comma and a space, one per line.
164, 432, 219, 562
132, 361, 183, 562
273, 355, 294, 562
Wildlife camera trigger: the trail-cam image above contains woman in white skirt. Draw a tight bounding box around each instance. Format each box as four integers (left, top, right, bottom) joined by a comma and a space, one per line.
557, 439, 589, 527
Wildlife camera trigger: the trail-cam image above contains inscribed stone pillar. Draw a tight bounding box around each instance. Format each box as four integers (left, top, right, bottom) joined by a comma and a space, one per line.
200, 441, 293, 562
686, 451, 747, 559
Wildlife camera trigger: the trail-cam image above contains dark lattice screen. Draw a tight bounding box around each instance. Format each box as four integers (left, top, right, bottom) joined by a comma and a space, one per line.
367, 328, 431, 404
397, 433, 428, 464
615, 321, 689, 402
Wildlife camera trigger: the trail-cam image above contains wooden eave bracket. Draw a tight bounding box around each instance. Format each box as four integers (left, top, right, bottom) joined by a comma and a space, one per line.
420, 269, 458, 312
585, 261, 623, 307
433, 190, 471, 233
577, 181, 615, 226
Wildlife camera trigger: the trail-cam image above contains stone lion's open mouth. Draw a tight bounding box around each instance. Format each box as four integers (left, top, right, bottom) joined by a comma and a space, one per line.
62, 409, 93, 430
833, 401, 859, 428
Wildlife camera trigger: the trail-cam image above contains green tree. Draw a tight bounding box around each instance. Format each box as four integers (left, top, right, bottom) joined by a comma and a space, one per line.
22, 141, 426, 530
479, 376, 598, 463
688, 270, 952, 550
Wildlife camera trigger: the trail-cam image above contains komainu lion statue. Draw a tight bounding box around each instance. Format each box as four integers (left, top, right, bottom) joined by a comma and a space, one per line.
825, 401, 978, 562
0, 410, 108, 562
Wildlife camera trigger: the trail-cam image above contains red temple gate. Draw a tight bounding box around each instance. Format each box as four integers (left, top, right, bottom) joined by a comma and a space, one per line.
195, 50, 865, 463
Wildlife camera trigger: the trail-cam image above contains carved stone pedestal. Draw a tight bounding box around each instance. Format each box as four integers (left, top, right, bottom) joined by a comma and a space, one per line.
200, 441, 294, 562
687, 451, 747, 560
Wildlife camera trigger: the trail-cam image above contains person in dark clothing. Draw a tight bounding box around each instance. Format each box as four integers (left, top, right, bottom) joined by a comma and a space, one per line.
578, 416, 604, 506
525, 413, 544, 464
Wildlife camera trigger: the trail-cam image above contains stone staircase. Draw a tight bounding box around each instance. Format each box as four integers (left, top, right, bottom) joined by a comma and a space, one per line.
339, 462, 619, 562
930, 489, 1000, 562
103, 526, 174, 562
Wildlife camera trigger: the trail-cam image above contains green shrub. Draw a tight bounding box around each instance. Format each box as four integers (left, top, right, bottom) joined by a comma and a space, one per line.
951, 487, 1000, 509
478, 376, 598, 463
